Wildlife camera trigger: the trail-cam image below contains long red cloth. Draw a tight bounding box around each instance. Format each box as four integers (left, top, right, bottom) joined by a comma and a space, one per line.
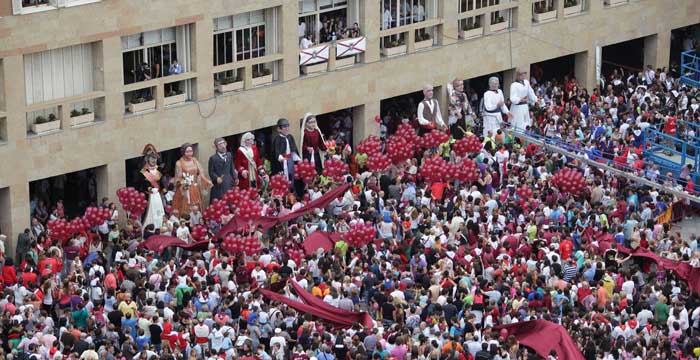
615, 246, 700, 294
215, 183, 351, 238
302, 231, 341, 255
139, 235, 211, 253
495, 319, 584, 360
259, 280, 373, 329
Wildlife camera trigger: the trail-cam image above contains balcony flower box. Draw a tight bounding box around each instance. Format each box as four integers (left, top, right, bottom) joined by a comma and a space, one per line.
605, 0, 627, 6
414, 38, 433, 51
335, 55, 356, 68
217, 80, 244, 93
70, 111, 94, 126
563, 2, 583, 16
302, 62, 328, 75
128, 99, 156, 113
252, 74, 273, 87
533, 9, 557, 22
164, 93, 187, 106
490, 21, 508, 32
381, 44, 407, 57
31, 117, 61, 134
460, 27, 484, 39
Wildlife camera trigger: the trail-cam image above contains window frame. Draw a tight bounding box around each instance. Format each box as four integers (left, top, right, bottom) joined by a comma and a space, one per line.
381, 0, 436, 31
213, 11, 267, 67
121, 28, 179, 85
12, 0, 101, 15
298, 0, 353, 45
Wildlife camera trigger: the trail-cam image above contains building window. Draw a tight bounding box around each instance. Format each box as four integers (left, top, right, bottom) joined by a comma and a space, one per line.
213, 10, 273, 66
12, 0, 101, 14
381, 0, 437, 30
23, 43, 98, 105
121, 25, 192, 85
299, 0, 359, 46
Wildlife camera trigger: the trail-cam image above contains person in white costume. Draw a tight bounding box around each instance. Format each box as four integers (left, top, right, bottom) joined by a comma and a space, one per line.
482, 77, 511, 137
509, 69, 537, 132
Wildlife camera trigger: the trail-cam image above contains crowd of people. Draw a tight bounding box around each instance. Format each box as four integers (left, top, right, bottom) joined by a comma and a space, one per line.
3, 46, 700, 360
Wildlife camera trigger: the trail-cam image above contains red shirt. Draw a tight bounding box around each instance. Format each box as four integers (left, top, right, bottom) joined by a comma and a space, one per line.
559, 239, 573, 261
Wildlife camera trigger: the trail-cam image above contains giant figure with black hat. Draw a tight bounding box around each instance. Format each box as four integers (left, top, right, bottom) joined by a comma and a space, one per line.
271, 118, 301, 182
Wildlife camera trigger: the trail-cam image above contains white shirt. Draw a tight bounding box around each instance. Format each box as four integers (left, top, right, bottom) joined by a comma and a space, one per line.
416, 98, 445, 127
483, 89, 509, 116
300, 37, 313, 49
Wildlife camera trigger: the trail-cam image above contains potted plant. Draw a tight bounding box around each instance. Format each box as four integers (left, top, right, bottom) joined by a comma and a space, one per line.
533, 1, 557, 22
217, 73, 244, 93
381, 38, 407, 57
491, 16, 508, 32
414, 32, 433, 51
32, 113, 61, 134
164, 89, 187, 106
70, 107, 95, 126
563, 0, 583, 15
460, 20, 484, 39
252, 68, 273, 87
127, 95, 156, 113
605, 0, 627, 6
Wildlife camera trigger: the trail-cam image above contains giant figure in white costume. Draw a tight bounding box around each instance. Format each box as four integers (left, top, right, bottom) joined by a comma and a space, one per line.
482, 77, 511, 137
509, 69, 537, 132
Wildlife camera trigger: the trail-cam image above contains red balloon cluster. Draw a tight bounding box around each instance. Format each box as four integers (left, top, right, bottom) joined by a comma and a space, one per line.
356, 135, 382, 156
286, 246, 306, 265
322, 159, 349, 183
294, 160, 318, 183
454, 158, 479, 183
204, 199, 230, 221
453, 135, 482, 157
386, 135, 413, 164
191, 224, 208, 240
235, 198, 262, 222
116, 187, 148, 216
222, 188, 259, 207
395, 124, 420, 151
367, 154, 392, 172
222, 234, 261, 256
525, 143, 540, 157
516, 185, 533, 201
419, 156, 450, 184
269, 174, 291, 197
551, 168, 586, 195
344, 223, 377, 248
83, 206, 111, 228
420, 130, 450, 149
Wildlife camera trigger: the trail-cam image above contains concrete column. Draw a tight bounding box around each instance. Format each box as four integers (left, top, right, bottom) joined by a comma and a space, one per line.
575, 50, 597, 91
442, 0, 459, 46
281, 1, 301, 82
7, 183, 30, 261
360, 0, 380, 63
102, 37, 126, 120
502, 68, 517, 98
644, 31, 671, 70
0, 187, 11, 257
3, 56, 26, 141
353, 101, 380, 147
193, 19, 214, 100
556, 0, 565, 19
97, 161, 126, 207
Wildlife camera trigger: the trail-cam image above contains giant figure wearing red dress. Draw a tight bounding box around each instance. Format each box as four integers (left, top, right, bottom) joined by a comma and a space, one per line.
300, 113, 327, 174
235, 132, 263, 189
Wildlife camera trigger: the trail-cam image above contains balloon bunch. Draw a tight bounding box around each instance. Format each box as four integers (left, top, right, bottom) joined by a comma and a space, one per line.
516, 185, 534, 201
285, 245, 306, 265
47, 218, 88, 242
367, 154, 392, 172
235, 197, 263, 222
116, 187, 148, 216
203, 199, 230, 221
356, 135, 382, 156
386, 136, 414, 164
420, 130, 450, 149
453, 158, 479, 183
344, 223, 377, 248
453, 135, 482, 157
294, 160, 318, 183
322, 159, 349, 183
419, 156, 450, 184
395, 123, 420, 151
269, 174, 291, 197
525, 143, 540, 157
222, 188, 259, 208
222, 234, 261, 256
190, 224, 208, 241
551, 168, 587, 195
83, 206, 111, 228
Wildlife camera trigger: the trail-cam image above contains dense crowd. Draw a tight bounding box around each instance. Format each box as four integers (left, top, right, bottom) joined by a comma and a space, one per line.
3, 50, 700, 360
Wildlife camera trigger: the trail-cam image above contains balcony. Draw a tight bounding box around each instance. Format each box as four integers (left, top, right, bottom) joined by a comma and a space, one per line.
11, 0, 101, 15
532, 0, 557, 24
299, 37, 366, 75
563, 0, 584, 16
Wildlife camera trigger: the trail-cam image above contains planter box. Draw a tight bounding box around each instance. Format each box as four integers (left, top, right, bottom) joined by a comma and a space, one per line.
252, 74, 273, 87
533, 10, 557, 22
164, 93, 187, 106
128, 100, 156, 113
32, 120, 61, 134
217, 81, 244, 93
490, 21, 508, 32
563, 3, 583, 16
70, 112, 94, 126
605, 0, 627, 5
381, 45, 407, 57
302, 62, 327, 75
335, 56, 356, 68
414, 39, 433, 51
460, 27, 484, 39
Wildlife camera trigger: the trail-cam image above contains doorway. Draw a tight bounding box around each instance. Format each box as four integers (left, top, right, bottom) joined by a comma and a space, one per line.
29, 166, 102, 219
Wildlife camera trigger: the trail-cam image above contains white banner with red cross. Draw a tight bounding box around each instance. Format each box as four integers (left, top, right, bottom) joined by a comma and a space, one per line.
336, 36, 366, 58
300, 44, 330, 66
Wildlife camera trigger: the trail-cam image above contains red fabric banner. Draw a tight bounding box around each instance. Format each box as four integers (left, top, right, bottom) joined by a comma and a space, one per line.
139, 235, 211, 253
615, 246, 700, 294
289, 281, 374, 328
215, 183, 351, 238
302, 231, 341, 255
495, 319, 584, 360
